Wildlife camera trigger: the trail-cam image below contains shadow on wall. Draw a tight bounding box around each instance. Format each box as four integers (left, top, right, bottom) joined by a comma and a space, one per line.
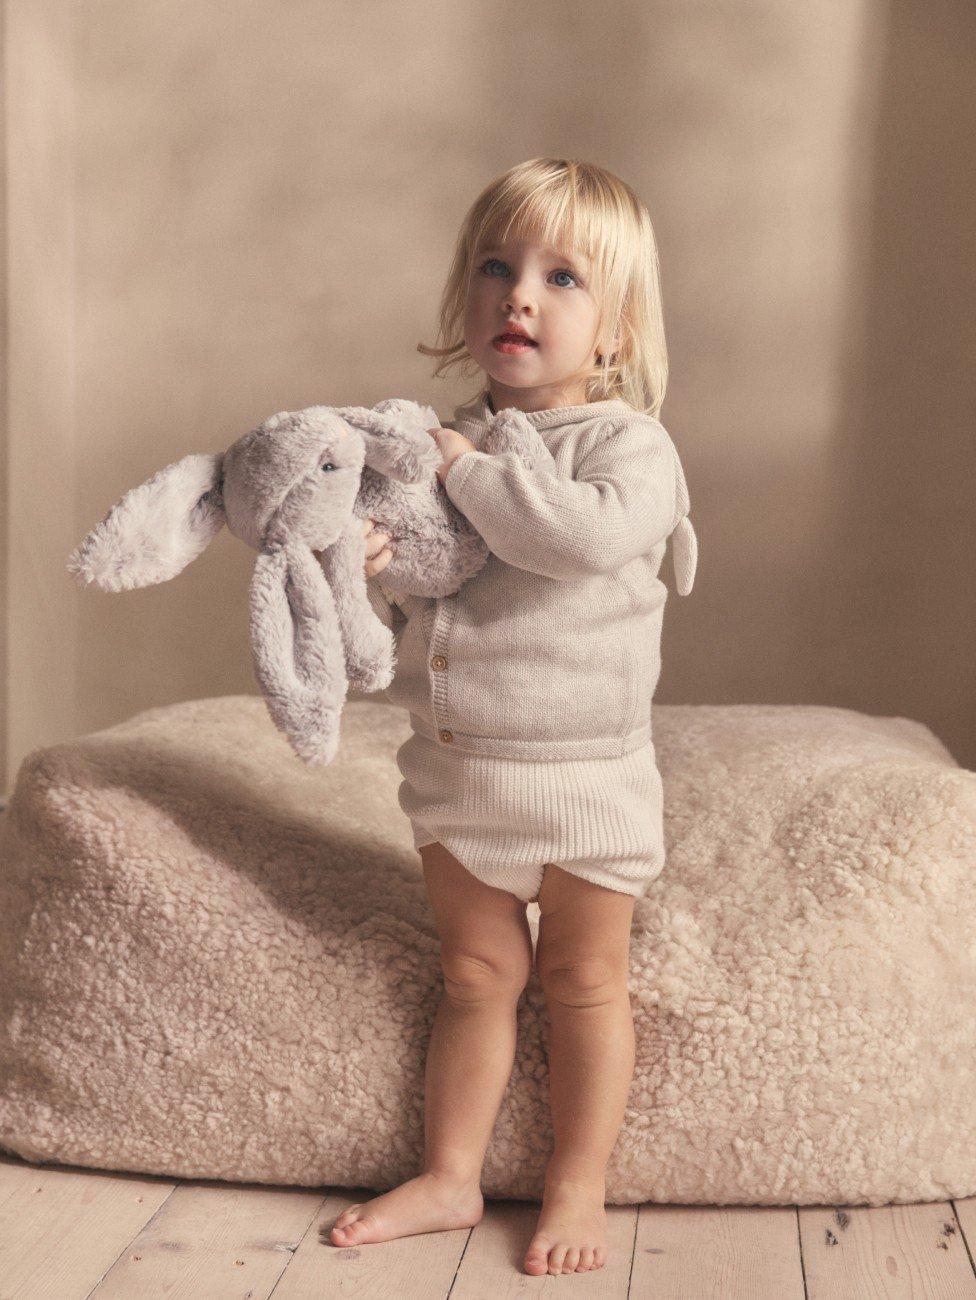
812, 0, 976, 768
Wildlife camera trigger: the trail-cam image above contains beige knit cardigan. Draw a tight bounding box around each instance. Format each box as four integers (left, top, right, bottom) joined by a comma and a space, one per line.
366, 392, 696, 762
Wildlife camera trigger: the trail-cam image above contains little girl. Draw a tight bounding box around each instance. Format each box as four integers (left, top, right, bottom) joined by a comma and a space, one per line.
330, 157, 696, 1277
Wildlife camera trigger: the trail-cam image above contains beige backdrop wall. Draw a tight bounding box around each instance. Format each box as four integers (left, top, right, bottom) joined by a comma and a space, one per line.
3, 0, 974, 795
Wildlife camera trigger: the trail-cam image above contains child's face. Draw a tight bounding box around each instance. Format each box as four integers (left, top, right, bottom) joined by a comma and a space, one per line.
464, 237, 610, 408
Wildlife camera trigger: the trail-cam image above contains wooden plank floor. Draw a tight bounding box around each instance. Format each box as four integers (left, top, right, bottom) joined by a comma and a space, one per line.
2, 1153, 975, 1298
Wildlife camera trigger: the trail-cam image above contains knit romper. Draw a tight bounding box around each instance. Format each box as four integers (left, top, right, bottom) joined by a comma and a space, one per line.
398, 728, 667, 901
369, 393, 697, 904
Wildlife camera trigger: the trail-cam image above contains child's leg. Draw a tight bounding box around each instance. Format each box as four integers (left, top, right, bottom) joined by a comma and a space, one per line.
419, 841, 535, 1181
329, 840, 533, 1247
524, 864, 637, 1276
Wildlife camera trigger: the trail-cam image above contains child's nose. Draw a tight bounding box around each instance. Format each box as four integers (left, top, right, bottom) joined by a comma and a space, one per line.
504, 289, 535, 312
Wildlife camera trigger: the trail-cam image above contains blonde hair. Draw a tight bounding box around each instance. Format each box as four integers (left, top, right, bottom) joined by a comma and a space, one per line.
417, 157, 668, 417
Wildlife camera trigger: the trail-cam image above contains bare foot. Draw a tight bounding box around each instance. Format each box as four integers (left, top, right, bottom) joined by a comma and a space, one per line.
328, 1170, 484, 1247
523, 1175, 608, 1275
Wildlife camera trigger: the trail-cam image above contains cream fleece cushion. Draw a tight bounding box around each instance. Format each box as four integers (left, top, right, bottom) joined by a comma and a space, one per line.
1, 695, 974, 1207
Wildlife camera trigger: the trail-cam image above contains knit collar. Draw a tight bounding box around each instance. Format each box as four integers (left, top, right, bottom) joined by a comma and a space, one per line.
452, 390, 634, 438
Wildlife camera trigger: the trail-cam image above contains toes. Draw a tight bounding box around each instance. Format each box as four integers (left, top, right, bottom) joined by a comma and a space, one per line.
523, 1237, 552, 1275
525, 1232, 602, 1275
348, 1211, 376, 1242
329, 1205, 363, 1241
332, 1215, 372, 1244
548, 1243, 569, 1275
345, 1212, 382, 1243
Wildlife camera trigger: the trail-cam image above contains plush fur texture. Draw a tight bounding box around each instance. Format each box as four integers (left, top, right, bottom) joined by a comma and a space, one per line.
1, 695, 974, 1205
65, 400, 556, 768
356, 399, 558, 600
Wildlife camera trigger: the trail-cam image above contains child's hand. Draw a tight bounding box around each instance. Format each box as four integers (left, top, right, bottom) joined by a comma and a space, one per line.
315, 519, 394, 579
427, 427, 477, 484
361, 517, 395, 579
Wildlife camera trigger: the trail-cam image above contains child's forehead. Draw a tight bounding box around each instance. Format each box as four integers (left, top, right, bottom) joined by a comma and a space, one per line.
476, 236, 592, 269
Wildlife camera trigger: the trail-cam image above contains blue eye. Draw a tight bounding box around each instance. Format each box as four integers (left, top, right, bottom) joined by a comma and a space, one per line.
477, 257, 578, 287
321, 462, 336, 472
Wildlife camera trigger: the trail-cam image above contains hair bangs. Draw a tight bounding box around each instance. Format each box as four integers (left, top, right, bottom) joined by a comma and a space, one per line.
473, 177, 607, 290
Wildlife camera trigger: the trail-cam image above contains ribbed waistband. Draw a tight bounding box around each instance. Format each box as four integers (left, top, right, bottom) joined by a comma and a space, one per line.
406, 713, 653, 761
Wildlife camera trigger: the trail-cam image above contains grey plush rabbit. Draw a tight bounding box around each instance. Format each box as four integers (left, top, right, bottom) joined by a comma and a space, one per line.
67, 398, 556, 766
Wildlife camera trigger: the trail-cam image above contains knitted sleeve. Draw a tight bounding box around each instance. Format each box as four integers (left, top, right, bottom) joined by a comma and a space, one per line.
441, 417, 679, 580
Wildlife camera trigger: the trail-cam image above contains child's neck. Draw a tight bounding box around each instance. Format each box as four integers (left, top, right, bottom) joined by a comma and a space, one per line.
486, 380, 589, 415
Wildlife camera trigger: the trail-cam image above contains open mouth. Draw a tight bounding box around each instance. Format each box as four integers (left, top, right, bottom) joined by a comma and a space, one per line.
492, 333, 538, 354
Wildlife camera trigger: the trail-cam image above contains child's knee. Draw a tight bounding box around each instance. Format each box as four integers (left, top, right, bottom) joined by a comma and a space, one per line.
439, 944, 531, 1005
535, 953, 628, 1008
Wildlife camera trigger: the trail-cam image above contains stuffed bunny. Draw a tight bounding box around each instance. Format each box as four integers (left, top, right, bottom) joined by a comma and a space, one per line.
67, 398, 556, 766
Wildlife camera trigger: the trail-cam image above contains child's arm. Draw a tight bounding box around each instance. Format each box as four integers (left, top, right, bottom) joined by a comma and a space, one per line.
442, 417, 679, 580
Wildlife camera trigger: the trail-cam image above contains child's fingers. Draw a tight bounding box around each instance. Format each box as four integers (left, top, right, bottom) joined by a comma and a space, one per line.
362, 514, 396, 577
317, 521, 395, 574
364, 528, 391, 560
364, 545, 393, 578
363, 515, 396, 537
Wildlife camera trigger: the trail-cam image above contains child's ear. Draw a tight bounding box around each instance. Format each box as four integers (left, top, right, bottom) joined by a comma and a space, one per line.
596, 323, 623, 365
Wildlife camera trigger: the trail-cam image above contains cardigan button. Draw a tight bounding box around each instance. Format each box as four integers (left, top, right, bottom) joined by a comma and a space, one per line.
431, 654, 447, 670
438, 729, 454, 743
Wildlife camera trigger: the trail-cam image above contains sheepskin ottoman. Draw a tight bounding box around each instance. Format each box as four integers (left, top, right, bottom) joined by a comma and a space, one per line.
1, 695, 974, 1207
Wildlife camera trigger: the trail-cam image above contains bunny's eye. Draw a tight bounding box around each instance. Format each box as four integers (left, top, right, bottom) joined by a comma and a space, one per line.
320, 462, 336, 472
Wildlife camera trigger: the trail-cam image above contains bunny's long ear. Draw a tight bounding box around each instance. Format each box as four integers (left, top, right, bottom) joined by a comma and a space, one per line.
67, 453, 226, 591
333, 400, 441, 484
248, 542, 347, 765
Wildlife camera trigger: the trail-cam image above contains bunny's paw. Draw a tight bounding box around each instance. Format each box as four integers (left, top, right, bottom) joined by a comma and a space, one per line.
345, 631, 396, 693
